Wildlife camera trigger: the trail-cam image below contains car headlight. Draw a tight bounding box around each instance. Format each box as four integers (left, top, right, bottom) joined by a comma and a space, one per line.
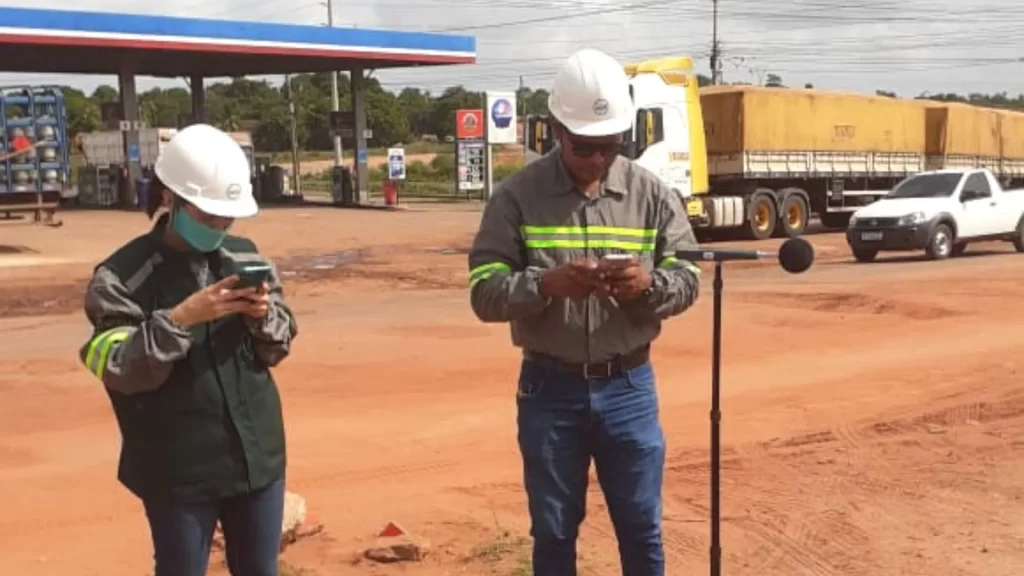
898, 211, 926, 226
848, 215, 858, 228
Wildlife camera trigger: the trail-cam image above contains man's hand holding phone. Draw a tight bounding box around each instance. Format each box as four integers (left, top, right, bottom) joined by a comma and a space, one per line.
596, 254, 652, 301
539, 260, 599, 299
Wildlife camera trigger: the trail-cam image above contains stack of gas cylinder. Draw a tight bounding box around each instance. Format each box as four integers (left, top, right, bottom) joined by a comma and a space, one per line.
0, 85, 68, 195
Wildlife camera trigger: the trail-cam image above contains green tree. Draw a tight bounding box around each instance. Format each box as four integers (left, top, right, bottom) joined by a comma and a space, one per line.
44, 75, 1024, 156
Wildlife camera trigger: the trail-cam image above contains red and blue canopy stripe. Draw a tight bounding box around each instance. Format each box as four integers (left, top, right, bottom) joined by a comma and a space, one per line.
0, 7, 476, 64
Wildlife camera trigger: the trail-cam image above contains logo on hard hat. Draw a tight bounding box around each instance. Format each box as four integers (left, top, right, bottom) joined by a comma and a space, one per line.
491, 98, 513, 129
225, 183, 242, 200
592, 99, 609, 115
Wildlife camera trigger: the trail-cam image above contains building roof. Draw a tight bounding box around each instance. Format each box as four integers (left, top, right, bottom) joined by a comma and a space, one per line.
0, 7, 476, 77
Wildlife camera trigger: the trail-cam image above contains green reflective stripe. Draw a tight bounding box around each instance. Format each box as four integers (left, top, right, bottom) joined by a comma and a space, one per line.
469, 271, 498, 289
84, 327, 124, 369
469, 262, 510, 280
524, 239, 655, 251
84, 327, 132, 379
521, 225, 656, 238
657, 255, 701, 275
95, 332, 130, 379
468, 262, 511, 288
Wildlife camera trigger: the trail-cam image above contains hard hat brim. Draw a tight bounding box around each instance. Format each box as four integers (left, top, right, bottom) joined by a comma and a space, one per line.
556, 113, 633, 137
182, 191, 259, 219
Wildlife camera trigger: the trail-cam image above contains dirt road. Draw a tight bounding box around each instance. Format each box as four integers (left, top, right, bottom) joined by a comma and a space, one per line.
0, 207, 1021, 576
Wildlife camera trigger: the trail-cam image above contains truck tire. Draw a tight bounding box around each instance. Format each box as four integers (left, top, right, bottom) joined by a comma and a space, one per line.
1013, 217, 1024, 252
746, 191, 777, 240
777, 191, 809, 238
820, 212, 852, 229
926, 223, 954, 260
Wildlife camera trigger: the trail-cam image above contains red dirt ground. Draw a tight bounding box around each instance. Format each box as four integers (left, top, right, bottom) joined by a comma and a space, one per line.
0, 206, 1021, 576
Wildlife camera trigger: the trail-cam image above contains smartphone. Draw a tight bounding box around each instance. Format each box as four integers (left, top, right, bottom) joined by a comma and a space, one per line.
600, 253, 636, 267
601, 254, 636, 262
235, 263, 272, 289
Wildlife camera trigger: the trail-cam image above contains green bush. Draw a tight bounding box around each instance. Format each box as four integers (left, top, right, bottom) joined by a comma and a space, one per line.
430, 153, 456, 180
493, 163, 521, 183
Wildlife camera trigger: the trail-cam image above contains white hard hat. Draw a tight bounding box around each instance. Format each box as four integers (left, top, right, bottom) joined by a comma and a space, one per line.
548, 48, 634, 137
154, 123, 256, 219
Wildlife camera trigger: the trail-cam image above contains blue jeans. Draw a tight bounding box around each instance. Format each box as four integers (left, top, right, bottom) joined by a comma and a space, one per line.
516, 357, 666, 576
142, 477, 285, 576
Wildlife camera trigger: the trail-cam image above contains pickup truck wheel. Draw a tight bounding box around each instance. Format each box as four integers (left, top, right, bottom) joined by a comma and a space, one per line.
1013, 218, 1024, 252
746, 192, 777, 240
852, 247, 878, 263
926, 224, 953, 260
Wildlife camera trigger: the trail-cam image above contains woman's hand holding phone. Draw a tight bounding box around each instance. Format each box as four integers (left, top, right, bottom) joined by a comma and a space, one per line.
169, 276, 259, 327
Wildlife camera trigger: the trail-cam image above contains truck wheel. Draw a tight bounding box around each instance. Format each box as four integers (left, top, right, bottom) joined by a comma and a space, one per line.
1013, 217, 1024, 252
852, 247, 878, 263
926, 224, 953, 260
777, 193, 809, 238
747, 192, 777, 240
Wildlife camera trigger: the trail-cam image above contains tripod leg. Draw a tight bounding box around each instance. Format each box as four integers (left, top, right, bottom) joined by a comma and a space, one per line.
710, 262, 722, 576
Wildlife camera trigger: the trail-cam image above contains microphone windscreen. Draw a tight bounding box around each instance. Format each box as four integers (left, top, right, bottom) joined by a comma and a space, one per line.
778, 238, 814, 273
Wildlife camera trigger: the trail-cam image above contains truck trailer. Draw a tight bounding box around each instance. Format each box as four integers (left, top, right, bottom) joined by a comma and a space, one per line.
524, 56, 1024, 240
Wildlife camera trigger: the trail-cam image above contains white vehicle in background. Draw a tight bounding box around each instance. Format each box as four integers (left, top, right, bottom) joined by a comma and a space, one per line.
845, 168, 1024, 262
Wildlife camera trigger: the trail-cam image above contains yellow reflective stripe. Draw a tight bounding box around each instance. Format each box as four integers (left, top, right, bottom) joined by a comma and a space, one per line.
523, 239, 655, 251
521, 225, 656, 238
658, 256, 678, 268
84, 326, 132, 379
468, 262, 511, 288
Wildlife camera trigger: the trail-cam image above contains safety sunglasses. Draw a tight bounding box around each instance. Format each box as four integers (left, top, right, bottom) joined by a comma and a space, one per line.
566, 137, 622, 159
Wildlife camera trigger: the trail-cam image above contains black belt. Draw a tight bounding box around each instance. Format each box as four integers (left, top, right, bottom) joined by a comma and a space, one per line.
524, 346, 650, 379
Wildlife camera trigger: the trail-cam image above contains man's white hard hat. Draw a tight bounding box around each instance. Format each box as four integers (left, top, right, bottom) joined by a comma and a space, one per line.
154, 123, 257, 219
548, 48, 634, 137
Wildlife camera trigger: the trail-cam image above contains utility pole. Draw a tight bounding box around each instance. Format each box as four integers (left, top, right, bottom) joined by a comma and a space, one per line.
710, 0, 721, 84
518, 75, 525, 147
286, 74, 302, 196
327, 0, 343, 168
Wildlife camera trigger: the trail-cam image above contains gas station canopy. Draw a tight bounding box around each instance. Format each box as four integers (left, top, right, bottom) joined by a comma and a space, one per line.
0, 7, 476, 77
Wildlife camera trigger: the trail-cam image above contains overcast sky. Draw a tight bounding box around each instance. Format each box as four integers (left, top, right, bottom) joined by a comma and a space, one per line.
0, 0, 1021, 98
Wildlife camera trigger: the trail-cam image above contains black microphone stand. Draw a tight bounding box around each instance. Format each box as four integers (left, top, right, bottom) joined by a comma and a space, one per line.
709, 261, 723, 576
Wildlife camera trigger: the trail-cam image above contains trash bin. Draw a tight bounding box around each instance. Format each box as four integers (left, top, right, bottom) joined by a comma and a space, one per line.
332, 166, 353, 204
135, 177, 151, 212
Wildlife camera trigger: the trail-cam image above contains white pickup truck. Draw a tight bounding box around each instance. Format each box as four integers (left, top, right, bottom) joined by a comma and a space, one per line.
845, 168, 1024, 262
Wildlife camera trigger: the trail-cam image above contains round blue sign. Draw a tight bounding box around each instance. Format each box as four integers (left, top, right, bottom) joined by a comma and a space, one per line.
491, 98, 513, 129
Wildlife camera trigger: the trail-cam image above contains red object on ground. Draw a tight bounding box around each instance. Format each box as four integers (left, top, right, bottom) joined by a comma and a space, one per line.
377, 521, 406, 538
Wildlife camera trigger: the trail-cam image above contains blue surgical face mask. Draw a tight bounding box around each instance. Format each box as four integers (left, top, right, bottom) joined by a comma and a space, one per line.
171, 205, 229, 252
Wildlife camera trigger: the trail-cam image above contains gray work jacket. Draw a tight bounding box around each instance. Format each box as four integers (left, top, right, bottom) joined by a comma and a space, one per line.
468, 150, 701, 363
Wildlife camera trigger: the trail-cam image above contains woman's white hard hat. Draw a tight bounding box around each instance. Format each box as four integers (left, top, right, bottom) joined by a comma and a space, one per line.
548, 48, 634, 137
154, 123, 257, 219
